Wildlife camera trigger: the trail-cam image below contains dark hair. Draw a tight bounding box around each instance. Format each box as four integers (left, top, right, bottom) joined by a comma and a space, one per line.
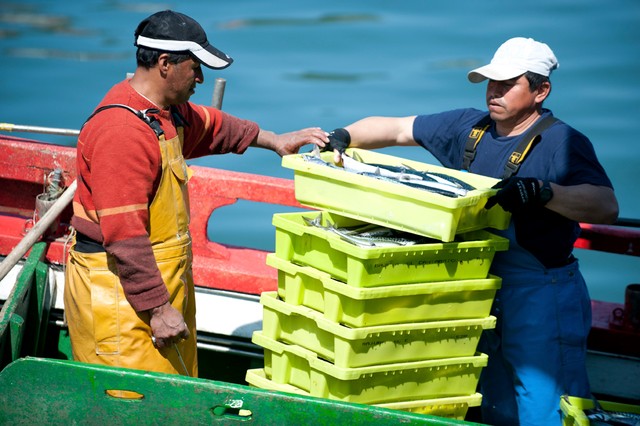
136, 46, 193, 69
524, 71, 550, 92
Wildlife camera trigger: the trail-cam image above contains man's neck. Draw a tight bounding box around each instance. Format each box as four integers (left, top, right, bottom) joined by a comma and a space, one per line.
495, 110, 542, 137
129, 68, 168, 109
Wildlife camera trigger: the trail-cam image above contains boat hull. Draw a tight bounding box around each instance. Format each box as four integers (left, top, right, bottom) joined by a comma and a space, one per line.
1, 133, 639, 410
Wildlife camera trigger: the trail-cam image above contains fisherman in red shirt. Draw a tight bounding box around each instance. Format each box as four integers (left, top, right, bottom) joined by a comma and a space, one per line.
64, 10, 328, 376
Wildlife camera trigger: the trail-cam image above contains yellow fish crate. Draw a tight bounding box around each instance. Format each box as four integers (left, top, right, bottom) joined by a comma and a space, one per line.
273, 210, 508, 288
282, 149, 511, 242
267, 253, 501, 327
260, 291, 496, 368
245, 368, 483, 421
560, 395, 640, 426
252, 331, 487, 405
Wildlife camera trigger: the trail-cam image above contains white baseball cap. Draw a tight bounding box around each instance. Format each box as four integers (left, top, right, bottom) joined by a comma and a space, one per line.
468, 37, 559, 83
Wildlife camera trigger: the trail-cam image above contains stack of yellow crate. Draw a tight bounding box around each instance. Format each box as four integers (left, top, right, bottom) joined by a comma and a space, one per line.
245, 149, 511, 420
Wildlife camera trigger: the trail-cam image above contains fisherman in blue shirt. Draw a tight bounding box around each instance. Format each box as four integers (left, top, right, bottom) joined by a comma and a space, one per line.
322, 37, 619, 426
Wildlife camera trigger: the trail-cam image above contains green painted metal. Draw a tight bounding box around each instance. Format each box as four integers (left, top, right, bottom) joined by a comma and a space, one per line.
0, 242, 52, 369
0, 357, 483, 425
8, 315, 24, 361
31, 260, 53, 355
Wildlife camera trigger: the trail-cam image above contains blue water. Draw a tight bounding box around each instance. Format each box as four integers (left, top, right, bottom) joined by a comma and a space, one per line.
1, 0, 638, 302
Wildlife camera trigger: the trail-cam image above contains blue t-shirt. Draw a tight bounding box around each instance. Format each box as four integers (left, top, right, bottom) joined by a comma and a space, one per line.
413, 108, 613, 268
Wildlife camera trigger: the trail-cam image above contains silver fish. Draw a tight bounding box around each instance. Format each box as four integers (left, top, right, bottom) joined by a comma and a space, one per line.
585, 409, 640, 426
351, 151, 474, 189
421, 170, 476, 191
341, 153, 470, 197
301, 148, 341, 169
341, 153, 400, 177
302, 213, 430, 248
356, 171, 464, 197
301, 149, 472, 197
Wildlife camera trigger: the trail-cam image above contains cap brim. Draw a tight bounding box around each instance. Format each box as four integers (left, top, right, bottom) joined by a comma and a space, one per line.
467, 63, 526, 83
192, 43, 233, 70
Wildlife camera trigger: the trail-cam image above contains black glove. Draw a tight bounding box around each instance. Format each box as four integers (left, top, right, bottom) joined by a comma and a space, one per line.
484, 177, 542, 213
322, 128, 351, 153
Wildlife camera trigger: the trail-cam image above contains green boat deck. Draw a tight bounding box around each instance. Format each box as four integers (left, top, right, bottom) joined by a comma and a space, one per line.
1, 357, 479, 425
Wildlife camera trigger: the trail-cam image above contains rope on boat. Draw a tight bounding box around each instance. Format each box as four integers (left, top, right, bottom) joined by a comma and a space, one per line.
0, 180, 77, 283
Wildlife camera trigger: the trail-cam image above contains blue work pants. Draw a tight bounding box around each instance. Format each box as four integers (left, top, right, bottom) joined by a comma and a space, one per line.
478, 260, 592, 426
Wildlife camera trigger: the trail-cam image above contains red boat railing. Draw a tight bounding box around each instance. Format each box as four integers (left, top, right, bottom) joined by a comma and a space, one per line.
1, 133, 639, 359
0, 134, 297, 294
1, 133, 638, 294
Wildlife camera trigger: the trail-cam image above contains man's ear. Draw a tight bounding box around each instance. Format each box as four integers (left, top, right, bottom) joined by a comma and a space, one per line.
157, 53, 171, 75
535, 81, 551, 103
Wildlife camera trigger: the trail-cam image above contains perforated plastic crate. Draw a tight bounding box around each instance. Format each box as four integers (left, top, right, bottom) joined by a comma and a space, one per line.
252, 331, 487, 404
560, 395, 640, 426
281, 149, 511, 242
378, 393, 483, 420
273, 210, 508, 287
245, 368, 483, 420
260, 291, 495, 367
267, 254, 501, 327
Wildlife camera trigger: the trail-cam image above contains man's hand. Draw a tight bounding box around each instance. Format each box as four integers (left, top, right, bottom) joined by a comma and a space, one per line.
321, 128, 351, 163
484, 177, 542, 213
321, 128, 351, 153
149, 301, 190, 349
257, 127, 328, 157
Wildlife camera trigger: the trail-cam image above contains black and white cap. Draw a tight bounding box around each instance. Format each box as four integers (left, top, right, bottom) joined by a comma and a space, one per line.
134, 10, 233, 69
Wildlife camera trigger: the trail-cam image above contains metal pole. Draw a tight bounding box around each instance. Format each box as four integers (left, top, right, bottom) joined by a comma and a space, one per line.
615, 217, 640, 228
0, 180, 77, 282
0, 123, 79, 137
212, 78, 226, 110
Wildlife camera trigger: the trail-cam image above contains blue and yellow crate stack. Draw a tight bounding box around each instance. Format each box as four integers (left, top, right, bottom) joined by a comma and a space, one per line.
246, 149, 512, 420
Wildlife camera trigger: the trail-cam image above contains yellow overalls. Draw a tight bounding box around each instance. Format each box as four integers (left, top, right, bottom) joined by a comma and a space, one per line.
64, 117, 197, 376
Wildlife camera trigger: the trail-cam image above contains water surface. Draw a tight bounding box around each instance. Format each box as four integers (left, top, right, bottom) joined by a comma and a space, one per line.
1, 0, 638, 302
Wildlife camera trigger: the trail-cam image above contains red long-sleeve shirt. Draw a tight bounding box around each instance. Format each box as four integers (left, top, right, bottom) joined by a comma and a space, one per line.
71, 80, 259, 311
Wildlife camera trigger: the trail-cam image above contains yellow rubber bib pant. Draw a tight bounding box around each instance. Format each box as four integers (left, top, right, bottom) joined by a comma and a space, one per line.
65, 127, 197, 376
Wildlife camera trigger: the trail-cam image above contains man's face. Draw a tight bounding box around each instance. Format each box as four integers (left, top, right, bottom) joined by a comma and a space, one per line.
485, 75, 538, 124
165, 57, 204, 105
